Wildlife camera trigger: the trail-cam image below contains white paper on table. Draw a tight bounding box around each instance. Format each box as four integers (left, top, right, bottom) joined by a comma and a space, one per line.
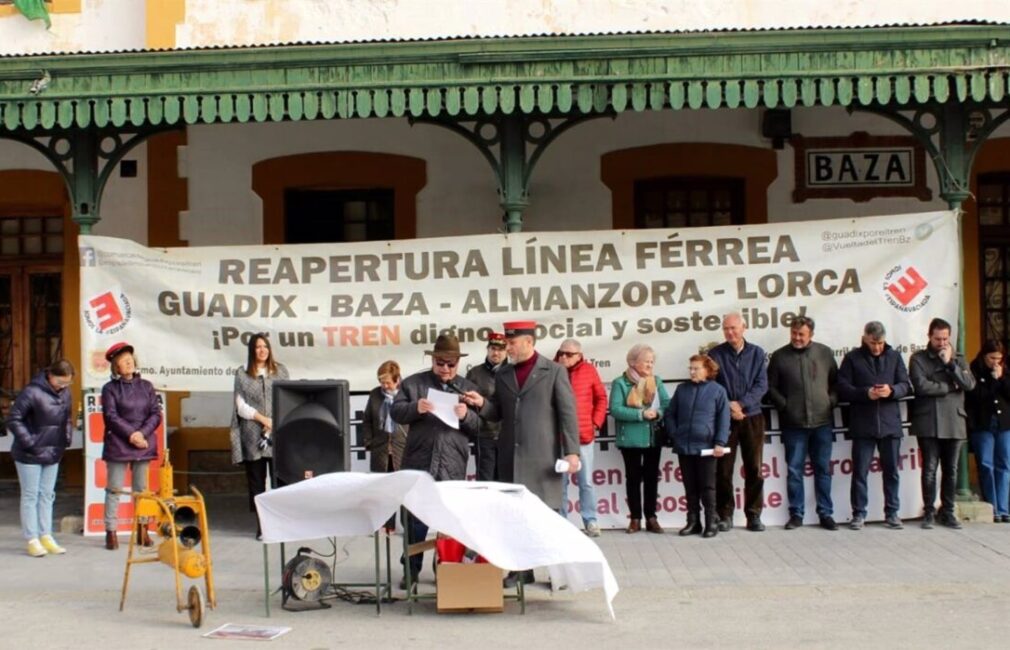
425, 387, 460, 429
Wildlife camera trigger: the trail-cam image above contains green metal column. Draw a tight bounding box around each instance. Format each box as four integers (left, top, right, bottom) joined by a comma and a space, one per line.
498, 115, 529, 233
71, 130, 101, 234
935, 104, 973, 499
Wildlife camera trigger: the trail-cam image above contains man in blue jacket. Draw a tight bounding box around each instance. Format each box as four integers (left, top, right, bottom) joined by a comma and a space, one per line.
837, 321, 911, 530
708, 312, 769, 532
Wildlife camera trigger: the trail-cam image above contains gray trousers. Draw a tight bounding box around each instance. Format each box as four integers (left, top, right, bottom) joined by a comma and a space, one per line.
104, 460, 150, 531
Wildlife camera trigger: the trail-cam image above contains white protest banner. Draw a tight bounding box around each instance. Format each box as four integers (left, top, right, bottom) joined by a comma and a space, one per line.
79, 210, 958, 391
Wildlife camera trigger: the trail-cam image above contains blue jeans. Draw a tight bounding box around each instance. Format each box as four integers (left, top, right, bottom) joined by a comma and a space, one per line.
971, 429, 1010, 517
850, 437, 901, 518
782, 425, 834, 518
15, 461, 59, 540
561, 442, 598, 525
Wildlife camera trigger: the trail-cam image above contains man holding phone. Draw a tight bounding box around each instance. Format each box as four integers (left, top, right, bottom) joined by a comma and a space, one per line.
909, 318, 976, 529
837, 321, 912, 530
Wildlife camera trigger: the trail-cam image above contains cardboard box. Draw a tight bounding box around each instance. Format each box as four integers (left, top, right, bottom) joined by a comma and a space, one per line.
436, 562, 504, 613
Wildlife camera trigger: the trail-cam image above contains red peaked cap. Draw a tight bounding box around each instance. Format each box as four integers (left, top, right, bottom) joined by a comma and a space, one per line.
104, 341, 134, 362
503, 321, 537, 337
487, 332, 507, 347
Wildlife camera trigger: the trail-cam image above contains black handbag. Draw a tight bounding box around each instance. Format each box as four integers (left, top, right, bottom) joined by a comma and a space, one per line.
651, 415, 669, 447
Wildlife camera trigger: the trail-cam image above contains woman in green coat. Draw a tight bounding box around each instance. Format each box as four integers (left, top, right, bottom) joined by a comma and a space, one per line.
610, 344, 671, 534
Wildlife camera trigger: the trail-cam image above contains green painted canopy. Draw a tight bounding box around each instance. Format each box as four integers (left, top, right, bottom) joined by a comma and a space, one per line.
2, 26, 1010, 131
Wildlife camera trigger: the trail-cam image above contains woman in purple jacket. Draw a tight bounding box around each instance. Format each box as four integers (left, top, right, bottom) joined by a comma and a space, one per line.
101, 342, 161, 550
8, 359, 75, 557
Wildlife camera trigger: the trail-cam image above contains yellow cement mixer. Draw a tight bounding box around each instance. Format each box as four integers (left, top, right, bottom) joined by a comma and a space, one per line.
118, 450, 217, 627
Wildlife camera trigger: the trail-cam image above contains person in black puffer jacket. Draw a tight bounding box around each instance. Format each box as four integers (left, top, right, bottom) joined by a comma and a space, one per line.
965, 340, 1010, 523
8, 359, 75, 557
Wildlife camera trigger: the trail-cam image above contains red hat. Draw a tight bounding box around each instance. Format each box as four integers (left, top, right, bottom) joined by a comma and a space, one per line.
487, 332, 507, 347
104, 342, 134, 362
503, 321, 537, 337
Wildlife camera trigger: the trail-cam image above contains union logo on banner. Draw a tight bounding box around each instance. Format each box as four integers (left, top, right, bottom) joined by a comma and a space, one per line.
83, 289, 133, 334
881, 261, 930, 313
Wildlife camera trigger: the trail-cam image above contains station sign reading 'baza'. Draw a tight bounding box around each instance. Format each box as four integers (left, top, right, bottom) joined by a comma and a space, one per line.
806, 148, 913, 187
792, 133, 931, 203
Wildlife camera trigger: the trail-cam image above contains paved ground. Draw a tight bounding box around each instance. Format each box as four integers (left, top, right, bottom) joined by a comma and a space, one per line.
2, 486, 1009, 649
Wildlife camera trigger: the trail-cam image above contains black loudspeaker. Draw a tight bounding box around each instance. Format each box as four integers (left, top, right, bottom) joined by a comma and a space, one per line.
271, 379, 350, 485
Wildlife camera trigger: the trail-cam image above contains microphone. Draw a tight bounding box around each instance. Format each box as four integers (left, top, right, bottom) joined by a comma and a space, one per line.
444, 381, 478, 410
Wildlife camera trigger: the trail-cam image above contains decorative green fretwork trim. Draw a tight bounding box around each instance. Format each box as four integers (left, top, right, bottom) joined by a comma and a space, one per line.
3, 26, 1010, 130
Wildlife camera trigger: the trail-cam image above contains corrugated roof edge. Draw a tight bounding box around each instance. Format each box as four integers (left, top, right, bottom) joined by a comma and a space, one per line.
0, 20, 1007, 59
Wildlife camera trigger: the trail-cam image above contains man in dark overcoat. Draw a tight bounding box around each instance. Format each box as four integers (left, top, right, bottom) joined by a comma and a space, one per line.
463, 320, 580, 587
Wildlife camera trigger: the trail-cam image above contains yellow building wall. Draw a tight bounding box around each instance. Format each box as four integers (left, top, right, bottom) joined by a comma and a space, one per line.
145, 0, 184, 49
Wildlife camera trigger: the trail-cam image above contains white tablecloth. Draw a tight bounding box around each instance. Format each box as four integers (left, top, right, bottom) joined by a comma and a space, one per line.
255, 470, 619, 617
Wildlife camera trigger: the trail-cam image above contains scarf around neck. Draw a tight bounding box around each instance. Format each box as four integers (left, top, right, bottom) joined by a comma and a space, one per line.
625, 368, 658, 409
380, 388, 396, 433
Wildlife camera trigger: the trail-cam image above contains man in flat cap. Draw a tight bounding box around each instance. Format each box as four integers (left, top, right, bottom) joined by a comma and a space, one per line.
464, 320, 580, 587
391, 333, 481, 590
466, 332, 509, 481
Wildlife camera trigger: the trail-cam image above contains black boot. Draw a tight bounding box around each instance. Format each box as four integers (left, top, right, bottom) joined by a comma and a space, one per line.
679, 513, 702, 536
703, 512, 718, 538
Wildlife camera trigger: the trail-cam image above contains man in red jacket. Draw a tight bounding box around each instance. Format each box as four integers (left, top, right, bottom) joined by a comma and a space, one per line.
555, 339, 608, 536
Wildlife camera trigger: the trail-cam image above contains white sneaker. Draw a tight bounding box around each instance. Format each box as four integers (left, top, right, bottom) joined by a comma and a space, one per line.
26, 538, 48, 557
40, 534, 66, 555
585, 521, 601, 538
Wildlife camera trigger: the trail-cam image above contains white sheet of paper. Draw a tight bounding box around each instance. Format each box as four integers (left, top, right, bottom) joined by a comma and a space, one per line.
700, 449, 715, 457
426, 387, 460, 429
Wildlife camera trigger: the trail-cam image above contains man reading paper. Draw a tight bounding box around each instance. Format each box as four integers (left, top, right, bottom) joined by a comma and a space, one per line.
392, 333, 481, 590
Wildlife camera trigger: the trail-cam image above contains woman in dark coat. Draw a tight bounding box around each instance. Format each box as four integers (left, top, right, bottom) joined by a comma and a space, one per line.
664, 354, 730, 538
361, 360, 409, 474
8, 359, 75, 557
102, 342, 161, 550
362, 360, 409, 531
965, 340, 1010, 522
230, 333, 289, 539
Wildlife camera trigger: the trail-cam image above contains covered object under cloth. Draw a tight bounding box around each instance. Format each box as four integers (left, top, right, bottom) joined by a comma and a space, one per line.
255, 470, 618, 617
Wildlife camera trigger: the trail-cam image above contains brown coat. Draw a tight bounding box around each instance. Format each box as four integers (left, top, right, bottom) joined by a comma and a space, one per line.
361, 386, 409, 472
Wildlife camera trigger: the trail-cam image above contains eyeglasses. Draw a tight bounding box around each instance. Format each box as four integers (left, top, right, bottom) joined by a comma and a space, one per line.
558, 351, 580, 358
434, 359, 458, 369
52, 377, 73, 388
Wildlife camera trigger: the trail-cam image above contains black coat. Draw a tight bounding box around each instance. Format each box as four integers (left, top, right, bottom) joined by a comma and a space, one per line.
965, 358, 1010, 433
8, 372, 72, 465
391, 370, 480, 480
837, 344, 911, 439
767, 342, 838, 429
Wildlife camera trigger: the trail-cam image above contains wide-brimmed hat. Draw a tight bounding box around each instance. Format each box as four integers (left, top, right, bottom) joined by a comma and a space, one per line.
105, 342, 134, 362
424, 334, 468, 359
